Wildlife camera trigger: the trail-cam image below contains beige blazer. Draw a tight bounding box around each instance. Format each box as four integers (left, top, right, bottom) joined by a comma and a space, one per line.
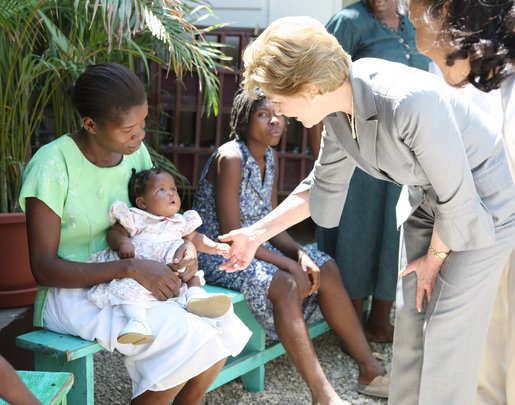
295, 58, 514, 252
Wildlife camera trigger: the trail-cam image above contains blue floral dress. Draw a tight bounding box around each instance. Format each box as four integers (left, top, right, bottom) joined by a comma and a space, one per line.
192, 140, 332, 340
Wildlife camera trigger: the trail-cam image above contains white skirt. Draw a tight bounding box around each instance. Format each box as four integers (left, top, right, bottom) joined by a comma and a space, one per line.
43, 287, 252, 398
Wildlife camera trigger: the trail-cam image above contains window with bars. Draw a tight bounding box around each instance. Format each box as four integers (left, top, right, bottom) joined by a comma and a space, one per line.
150, 27, 316, 205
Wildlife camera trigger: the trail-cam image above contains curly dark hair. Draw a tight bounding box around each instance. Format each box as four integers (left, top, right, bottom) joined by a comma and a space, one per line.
415, 0, 514, 92
128, 167, 166, 207
229, 87, 268, 144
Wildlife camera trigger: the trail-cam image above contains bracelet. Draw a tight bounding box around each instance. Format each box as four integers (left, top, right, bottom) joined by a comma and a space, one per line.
428, 245, 449, 259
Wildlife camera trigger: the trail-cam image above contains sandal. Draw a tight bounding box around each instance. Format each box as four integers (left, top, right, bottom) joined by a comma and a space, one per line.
356, 370, 390, 399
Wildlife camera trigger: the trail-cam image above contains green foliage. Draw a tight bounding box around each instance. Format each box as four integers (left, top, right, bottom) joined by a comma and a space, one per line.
0, 0, 228, 212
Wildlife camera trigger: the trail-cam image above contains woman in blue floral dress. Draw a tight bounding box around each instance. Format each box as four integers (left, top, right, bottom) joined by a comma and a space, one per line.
192, 88, 389, 402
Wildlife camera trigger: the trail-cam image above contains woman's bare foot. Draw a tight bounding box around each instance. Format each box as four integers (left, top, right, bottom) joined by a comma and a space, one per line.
364, 299, 394, 343
357, 359, 386, 386
356, 360, 389, 399
311, 388, 349, 405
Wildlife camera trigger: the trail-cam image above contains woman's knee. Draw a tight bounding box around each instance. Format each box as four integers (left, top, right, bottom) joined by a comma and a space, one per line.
268, 270, 300, 303
319, 260, 344, 289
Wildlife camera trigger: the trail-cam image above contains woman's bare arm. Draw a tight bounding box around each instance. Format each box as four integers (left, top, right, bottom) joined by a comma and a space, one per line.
25, 197, 181, 300
218, 190, 310, 271
213, 148, 311, 271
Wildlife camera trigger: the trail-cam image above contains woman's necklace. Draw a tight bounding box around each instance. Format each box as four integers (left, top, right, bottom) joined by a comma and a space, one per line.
346, 95, 358, 142
376, 10, 403, 32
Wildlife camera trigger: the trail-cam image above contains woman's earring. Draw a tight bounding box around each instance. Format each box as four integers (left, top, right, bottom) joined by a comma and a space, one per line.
312, 97, 317, 103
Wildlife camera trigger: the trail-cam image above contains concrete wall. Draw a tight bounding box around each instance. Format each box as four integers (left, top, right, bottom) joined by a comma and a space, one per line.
201, 0, 359, 29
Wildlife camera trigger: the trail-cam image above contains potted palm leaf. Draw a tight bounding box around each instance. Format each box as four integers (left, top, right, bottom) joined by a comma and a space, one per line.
0, 0, 228, 307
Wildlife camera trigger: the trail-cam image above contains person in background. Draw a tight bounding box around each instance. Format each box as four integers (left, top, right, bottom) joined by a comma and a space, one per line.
407, 1, 514, 403
309, 0, 430, 343
193, 88, 390, 402
219, 16, 515, 405
19, 62, 251, 405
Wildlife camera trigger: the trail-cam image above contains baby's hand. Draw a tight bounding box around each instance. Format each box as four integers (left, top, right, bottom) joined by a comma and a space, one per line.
118, 241, 135, 259
216, 243, 232, 259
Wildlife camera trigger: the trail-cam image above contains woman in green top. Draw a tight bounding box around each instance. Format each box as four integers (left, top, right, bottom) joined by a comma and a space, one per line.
312, 0, 430, 343
19, 63, 251, 405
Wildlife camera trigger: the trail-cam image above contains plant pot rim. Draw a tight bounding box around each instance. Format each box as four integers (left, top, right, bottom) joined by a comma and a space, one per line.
0, 212, 26, 223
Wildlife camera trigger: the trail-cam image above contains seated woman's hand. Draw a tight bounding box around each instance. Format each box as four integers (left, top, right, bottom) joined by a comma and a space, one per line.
131, 259, 181, 300
285, 261, 313, 300
218, 227, 261, 272
170, 239, 198, 283
298, 252, 320, 296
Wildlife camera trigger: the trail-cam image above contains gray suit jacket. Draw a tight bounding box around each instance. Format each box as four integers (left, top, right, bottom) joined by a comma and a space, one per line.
296, 58, 514, 251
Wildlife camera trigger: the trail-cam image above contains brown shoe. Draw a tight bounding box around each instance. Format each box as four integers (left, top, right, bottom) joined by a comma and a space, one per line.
356, 370, 390, 399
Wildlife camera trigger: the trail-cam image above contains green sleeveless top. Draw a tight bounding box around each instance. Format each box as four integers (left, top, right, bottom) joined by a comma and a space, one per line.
19, 135, 153, 326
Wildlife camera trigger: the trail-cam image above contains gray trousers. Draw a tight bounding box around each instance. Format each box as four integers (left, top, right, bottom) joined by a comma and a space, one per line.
389, 191, 515, 405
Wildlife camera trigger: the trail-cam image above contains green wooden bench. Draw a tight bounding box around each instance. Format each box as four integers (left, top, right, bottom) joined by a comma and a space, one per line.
0, 371, 74, 405
17, 285, 330, 404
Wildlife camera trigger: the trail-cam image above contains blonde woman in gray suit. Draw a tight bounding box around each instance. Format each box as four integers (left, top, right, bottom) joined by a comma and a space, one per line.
218, 16, 515, 405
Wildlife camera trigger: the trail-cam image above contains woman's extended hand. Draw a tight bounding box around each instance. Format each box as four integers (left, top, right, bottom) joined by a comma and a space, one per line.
298, 252, 320, 296
218, 227, 261, 272
170, 239, 198, 283
400, 252, 446, 312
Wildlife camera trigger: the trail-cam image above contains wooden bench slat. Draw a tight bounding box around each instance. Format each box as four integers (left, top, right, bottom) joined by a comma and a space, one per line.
16, 330, 103, 362
204, 284, 245, 303
0, 371, 73, 405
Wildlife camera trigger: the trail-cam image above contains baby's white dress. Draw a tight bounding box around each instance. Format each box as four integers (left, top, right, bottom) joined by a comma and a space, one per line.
87, 201, 204, 308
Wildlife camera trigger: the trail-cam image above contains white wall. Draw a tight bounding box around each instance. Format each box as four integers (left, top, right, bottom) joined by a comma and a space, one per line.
201, 0, 358, 29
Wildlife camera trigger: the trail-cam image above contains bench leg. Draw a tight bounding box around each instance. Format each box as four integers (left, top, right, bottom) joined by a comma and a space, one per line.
240, 366, 265, 392
34, 353, 94, 405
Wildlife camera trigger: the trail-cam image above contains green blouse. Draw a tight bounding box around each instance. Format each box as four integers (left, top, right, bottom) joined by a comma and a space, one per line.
19, 135, 153, 325
326, 2, 430, 70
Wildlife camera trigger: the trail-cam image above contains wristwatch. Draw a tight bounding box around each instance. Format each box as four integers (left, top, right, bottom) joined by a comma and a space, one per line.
428, 245, 449, 259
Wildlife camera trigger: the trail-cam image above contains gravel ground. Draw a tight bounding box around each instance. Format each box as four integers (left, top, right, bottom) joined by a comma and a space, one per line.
94, 329, 391, 404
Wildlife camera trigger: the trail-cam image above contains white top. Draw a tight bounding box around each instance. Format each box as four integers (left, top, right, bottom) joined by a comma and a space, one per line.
429, 62, 512, 180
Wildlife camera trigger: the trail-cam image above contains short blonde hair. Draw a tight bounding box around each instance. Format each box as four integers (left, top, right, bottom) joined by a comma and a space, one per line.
242, 16, 351, 97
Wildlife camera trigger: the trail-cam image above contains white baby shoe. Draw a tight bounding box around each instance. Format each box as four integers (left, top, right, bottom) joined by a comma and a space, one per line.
117, 318, 154, 345
186, 288, 231, 318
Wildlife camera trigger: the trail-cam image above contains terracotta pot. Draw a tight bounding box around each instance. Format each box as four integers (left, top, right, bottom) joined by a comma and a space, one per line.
0, 213, 37, 307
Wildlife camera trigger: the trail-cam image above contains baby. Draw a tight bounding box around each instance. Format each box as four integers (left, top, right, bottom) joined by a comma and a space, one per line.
87, 167, 232, 345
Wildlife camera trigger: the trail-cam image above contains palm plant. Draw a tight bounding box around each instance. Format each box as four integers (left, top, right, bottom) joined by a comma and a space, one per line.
0, 0, 228, 213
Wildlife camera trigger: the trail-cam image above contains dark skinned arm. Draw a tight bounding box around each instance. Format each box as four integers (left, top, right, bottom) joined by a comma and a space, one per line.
183, 231, 231, 258
25, 197, 181, 300
106, 222, 135, 258
0, 356, 41, 405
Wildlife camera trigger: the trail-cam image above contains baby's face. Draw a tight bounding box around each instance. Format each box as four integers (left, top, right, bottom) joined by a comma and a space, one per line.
139, 172, 181, 218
